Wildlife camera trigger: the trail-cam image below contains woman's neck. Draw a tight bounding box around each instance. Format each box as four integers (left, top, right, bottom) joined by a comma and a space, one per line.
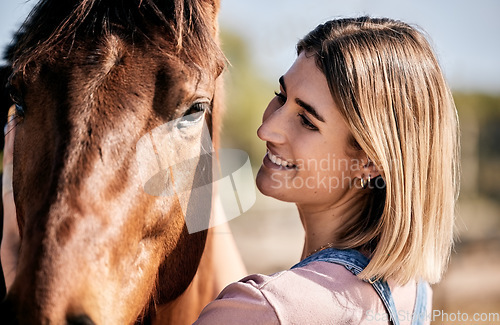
297, 191, 368, 260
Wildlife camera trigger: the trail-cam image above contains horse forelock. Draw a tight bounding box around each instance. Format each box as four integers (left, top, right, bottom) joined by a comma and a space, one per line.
8, 0, 225, 79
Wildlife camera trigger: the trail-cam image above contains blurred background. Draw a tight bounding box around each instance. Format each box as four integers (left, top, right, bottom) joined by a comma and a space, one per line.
1, 0, 499, 323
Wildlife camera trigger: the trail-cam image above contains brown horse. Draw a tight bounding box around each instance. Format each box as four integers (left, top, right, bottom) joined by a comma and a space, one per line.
0, 0, 228, 323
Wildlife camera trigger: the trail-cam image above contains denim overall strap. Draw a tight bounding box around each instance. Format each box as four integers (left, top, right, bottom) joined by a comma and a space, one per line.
410, 281, 428, 325
291, 248, 400, 325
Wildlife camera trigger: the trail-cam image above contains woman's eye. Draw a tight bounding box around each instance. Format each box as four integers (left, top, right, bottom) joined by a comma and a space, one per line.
274, 91, 286, 105
178, 102, 210, 128
298, 113, 318, 131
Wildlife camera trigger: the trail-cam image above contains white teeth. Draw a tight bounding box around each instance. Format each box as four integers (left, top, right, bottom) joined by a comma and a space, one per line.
267, 150, 294, 168
270, 153, 277, 164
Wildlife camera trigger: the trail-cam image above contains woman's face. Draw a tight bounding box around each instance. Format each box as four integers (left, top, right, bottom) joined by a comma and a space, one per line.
256, 52, 364, 209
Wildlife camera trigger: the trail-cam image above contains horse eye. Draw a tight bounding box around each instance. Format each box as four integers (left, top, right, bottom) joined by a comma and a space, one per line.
8, 85, 26, 118
15, 103, 25, 118
177, 102, 210, 128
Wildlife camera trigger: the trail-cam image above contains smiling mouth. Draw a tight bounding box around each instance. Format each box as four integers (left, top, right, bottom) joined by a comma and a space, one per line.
266, 150, 297, 169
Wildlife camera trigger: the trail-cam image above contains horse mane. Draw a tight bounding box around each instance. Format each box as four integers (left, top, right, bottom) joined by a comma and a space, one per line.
6, 0, 225, 77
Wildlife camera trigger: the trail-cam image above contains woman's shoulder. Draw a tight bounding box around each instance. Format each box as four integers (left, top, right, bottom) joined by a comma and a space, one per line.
242, 261, 394, 323
239, 260, 375, 299
195, 261, 418, 324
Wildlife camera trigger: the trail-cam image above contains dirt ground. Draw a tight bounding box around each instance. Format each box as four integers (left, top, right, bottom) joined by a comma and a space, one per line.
432, 240, 500, 324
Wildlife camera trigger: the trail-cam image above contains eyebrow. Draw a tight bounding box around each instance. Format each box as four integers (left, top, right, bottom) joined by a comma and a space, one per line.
279, 75, 326, 123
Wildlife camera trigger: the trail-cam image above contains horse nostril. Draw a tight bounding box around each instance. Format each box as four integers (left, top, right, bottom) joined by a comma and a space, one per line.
0, 298, 18, 325
67, 315, 96, 325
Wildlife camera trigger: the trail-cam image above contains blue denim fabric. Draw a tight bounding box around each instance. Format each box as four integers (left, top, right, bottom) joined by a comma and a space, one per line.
411, 280, 428, 325
291, 248, 428, 325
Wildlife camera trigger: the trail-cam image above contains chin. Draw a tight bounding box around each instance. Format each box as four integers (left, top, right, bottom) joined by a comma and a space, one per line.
255, 167, 270, 195
256, 167, 293, 202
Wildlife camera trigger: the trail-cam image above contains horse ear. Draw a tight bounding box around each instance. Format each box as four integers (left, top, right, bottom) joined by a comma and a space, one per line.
200, 0, 221, 37
204, 0, 220, 13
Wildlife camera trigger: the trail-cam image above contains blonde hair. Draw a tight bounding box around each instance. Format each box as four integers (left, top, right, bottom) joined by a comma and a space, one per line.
297, 17, 460, 285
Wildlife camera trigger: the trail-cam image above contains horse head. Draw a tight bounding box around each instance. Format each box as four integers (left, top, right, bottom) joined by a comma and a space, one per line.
1, 0, 225, 323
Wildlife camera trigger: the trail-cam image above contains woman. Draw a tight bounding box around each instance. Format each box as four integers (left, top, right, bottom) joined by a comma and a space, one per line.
194, 17, 459, 324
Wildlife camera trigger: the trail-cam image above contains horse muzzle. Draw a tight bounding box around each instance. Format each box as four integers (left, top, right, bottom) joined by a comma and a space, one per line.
0, 296, 96, 325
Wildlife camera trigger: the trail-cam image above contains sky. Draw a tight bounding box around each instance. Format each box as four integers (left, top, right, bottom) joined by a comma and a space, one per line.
0, 0, 499, 93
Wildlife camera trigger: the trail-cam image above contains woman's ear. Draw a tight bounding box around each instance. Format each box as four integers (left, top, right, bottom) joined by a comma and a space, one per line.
362, 157, 381, 179
347, 135, 381, 186
352, 154, 381, 188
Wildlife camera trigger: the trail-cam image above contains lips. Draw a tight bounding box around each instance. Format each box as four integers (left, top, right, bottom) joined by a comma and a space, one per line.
266, 150, 296, 169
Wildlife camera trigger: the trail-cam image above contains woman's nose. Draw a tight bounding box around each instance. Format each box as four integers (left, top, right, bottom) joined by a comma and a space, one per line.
257, 101, 288, 144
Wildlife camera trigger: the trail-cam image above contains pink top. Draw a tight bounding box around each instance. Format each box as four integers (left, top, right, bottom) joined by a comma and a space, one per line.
194, 261, 432, 324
